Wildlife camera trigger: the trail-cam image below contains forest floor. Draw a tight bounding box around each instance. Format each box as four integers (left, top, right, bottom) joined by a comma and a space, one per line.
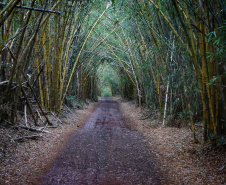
0, 102, 98, 185
0, 97, 225, 184
120, 97, 226, 185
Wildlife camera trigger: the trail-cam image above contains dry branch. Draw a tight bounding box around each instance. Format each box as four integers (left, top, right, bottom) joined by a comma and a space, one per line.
38, 126, 58, 129
22, 72, 53, 126
50, 112, 63, 124
13, 135, 43, 142
63, 104, 77, 115
0, 81, 9, 86
18, 125, 50, 133
0, 2, 61, 14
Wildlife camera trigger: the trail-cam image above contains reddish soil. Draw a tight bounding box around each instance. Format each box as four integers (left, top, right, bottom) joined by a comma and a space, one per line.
40, 98, 161, 185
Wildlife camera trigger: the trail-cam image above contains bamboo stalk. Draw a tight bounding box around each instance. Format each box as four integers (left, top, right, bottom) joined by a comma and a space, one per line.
121, 29, 141, 106
163, 81, 169, 126
59, 2, 112, 114
0, 9, 15, 51
15, 3, 45, 77
148, 0, 188, 52
188, 104, 197, 143
94, 30, 137, 87
0, 0, 15, 16
35, 43, 44, 108
183, 1, 208, 140
21, 86, 38, 126
39, 0, 63, 28
22, 72, 52, 126
0, 0, 21, 26
3, 0, 35, 95
60, 3, 83, 102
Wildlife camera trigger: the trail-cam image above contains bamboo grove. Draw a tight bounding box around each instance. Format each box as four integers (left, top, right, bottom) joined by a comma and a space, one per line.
0, 0, 225, 145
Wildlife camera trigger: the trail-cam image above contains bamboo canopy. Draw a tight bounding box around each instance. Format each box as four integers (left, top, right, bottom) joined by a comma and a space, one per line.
0, 0, 225, 146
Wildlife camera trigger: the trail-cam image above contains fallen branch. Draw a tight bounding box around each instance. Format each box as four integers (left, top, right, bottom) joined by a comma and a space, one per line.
63, 104, 77, 115
50, 112, 63, 124
13, 135, 42, 142
37, 108, 45, 124
38, 126, 58, 129
18, 125, 50, 133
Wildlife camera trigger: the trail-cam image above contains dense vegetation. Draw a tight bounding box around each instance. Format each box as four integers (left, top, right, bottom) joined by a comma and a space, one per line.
0, 0, 225, 145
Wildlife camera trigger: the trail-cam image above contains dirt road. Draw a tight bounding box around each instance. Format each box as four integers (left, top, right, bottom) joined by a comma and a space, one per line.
41, 98, 161, 185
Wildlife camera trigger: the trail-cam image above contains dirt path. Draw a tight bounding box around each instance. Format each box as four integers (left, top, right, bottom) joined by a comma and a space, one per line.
41, 98, 161, 185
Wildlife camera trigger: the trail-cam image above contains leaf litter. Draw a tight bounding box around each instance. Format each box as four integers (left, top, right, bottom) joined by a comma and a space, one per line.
0, 102, 98, 185
0, 98, 225, 185
119, 98, 226, 185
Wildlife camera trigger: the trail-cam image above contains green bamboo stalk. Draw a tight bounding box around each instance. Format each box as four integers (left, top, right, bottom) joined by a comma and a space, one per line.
94, 29, 137, 88
59, 3, 84, 102
59, 2, 112, 114
0, 0, 21, 26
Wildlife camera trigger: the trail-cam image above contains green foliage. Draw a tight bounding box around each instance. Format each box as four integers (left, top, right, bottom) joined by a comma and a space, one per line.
1, 0, 225, 145
101, 85, 112, 97
177, 111, 190, 120
97, 63, 121, 97
66, 95, 84, 109
207, 25, 226, 59
219, 136, 225, 145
